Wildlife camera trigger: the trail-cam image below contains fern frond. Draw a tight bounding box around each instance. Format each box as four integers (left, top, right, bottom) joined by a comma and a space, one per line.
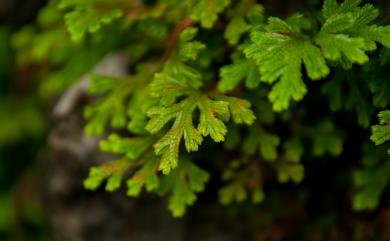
147, 58, 255, 173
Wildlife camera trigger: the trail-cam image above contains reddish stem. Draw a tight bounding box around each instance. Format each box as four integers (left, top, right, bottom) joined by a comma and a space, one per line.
162, 17, 194, 61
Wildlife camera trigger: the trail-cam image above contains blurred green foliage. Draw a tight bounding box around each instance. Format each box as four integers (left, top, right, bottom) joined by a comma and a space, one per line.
0, 26, 50, 241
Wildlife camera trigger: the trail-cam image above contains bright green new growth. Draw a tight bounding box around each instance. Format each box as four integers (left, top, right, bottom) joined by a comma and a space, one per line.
146, 59, 255, 174
242, 0, 390, 111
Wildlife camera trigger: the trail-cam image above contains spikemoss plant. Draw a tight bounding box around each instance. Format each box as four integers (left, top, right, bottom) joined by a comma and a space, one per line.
12, 0, 390, 217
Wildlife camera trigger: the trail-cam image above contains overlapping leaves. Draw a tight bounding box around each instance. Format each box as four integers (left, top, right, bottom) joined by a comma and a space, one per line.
59, 0, 123, 41
146, 60, 255, 174
243, 0, 390, 111
353, 111, 390, 210
62, 0, 390, 218
84, 75, 134, 135
83, 133, 156, 191
191, 0, 231, 28
158, 159, 210, 217
371, 110, 390, 146
219, 160, 264, 205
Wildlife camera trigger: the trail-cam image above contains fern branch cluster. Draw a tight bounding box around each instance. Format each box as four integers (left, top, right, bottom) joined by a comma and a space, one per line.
12, 0, 390, 217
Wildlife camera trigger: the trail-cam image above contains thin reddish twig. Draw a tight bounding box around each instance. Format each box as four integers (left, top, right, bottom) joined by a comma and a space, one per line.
162, 17, 194, 61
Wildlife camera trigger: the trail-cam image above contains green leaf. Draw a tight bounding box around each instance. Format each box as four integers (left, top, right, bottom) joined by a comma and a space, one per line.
219, 160, 264, 205
224, 16, 250, 45
64, 6, 123, 42
191, 0, 231, 29
219, 181, 248, 204
84, 159, 132, 191
360, 25, 390, 48
285, 14, 312, 31
158, 159, 209, 217
84, 75, 134, 136
218, 55, 260, 92
352, 4, 379, 27
321, 76, 344, 112
312, 120, 343, 156
146, 96, 203, 173
322, 0, 339, 18
244, 19, 329, 111
197, 95, 230, 142
354, 113, 390, 210
106, 173, 123, 192
243, 125, 280, 161
320, 13, 354, 34
126, 155, 160, 196
84, 131, 156, 192
220, 96, 256, 125
284, 138, 304, 162
320, 0, 390, 50
371, 110, 390, 145
136, 18, 169, 39
146, 93, 231, 174
274, 137, 306, 183
339, 0, 362, 13
378, 110, 390, 124
244, 0, 390, 111
315, 33, 369, 64
147, 60, 254, 174
127, 85, 157, 134
179, 27, 206, 61
179, 27, 198, 43
179, 41, 206, 61
99, 134, 155, 160
150, 60, 202, 99
275, 161, 304, 184
346, 79, 373, 127
353, 160, 390, 210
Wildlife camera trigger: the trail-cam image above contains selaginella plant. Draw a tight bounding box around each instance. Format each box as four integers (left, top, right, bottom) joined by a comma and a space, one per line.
12, 0, 390, 217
